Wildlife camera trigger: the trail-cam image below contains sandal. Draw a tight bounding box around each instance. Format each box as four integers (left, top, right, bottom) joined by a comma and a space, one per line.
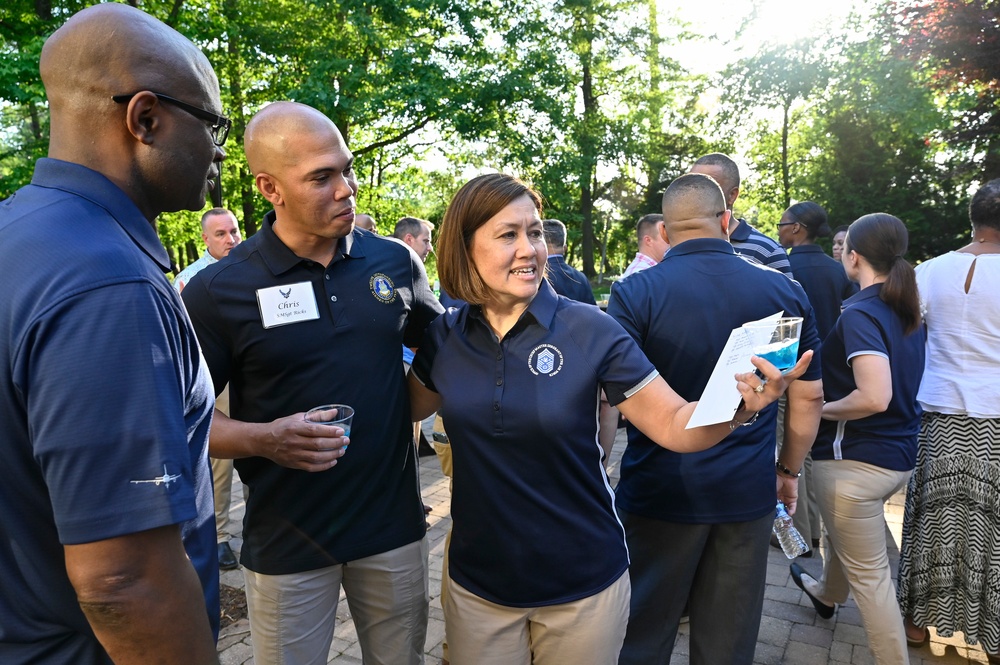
905, 628, 928, 648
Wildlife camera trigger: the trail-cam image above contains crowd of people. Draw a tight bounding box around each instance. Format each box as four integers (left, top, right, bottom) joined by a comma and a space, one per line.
2, 5, 999, 665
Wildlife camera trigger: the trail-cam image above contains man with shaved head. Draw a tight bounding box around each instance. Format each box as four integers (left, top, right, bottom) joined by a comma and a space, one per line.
354, 212, 378, 232
608, 173, 823, 665
0, 4, 225, 663
690, 153, 793, 276
183, 101, 443, 665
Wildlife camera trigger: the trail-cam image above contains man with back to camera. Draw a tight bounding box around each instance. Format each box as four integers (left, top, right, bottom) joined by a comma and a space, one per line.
608, 173, 823, 665
690, 152, 793, 277
0, 4, 225, 663
542, 218, 597, 305
622, 213, 670, 277
182, 101, 443, 665
173, 207, 243, 571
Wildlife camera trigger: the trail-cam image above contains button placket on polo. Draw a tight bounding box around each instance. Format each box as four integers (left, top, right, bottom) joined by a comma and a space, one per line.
320, 264, 342, 327
492, 335, 509, 434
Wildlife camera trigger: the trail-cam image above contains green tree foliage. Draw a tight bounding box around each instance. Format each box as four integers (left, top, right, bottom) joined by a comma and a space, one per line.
892, 0, 1000, 180
720, 10, 969, 260
3, 0, 974, 269
721, 39, 830, 210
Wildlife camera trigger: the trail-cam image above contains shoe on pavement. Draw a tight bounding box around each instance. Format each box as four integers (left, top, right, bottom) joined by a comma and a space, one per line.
790, 562, 835, 619
218, 542, 239, 570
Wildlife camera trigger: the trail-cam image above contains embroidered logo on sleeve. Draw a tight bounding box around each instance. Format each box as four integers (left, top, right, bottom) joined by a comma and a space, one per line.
528, 344, 564, 376
370, 273, 397, 303
130, 465, 181, 488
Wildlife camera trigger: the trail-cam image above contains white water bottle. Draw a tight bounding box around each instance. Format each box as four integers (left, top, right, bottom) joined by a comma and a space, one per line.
773, 501, 809, 559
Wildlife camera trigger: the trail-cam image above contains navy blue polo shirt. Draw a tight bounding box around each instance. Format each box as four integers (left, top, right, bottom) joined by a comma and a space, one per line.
183, 214, 444, 574
788, 244, 858, 339
608, 238, 822, 523
545, 255, 597, 304
812, 284, 925, 470
0, 159, 218, 663
411, 281, 657, 607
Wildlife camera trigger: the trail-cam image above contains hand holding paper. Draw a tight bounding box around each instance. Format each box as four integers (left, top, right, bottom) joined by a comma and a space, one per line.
686, 312, 812, 428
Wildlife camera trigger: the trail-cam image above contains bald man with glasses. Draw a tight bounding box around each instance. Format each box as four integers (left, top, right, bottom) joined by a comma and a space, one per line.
0, 5, 226, 663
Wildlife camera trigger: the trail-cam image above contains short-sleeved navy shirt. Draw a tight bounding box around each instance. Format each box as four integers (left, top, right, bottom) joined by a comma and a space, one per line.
545, 255, 596, 304
812, 284, 925, 471
0, 159, 218, 663
730, 218, 793, 277
788, 244, 858, 339
411, 282, 657, 607
183, 213, 444, 574
608, 238, 822, 523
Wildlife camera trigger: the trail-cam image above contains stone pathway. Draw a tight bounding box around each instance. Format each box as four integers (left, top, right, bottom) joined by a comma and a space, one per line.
217, 424, 993, 664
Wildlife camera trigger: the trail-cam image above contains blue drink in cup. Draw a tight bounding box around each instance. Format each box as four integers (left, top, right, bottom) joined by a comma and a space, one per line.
742, 317, 803, 373
754, 338, 800, 372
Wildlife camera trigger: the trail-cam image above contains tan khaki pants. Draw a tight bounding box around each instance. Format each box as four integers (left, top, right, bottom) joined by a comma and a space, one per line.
443, 570, 630, 665
812, 459, 912, 665
243, 538, 429, 665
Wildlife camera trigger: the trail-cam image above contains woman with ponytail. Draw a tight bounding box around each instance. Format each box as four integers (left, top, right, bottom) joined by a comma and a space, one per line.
789, 214, 926, 665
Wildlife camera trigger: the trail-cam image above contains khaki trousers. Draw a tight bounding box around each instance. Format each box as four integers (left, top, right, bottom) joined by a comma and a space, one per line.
812, 459, 912, 665
243, 538, 429, 665
212, 385, 234, 543
443, 570, 630, 665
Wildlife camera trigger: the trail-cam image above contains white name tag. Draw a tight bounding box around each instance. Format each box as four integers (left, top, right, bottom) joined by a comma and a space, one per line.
257, 282, 320, 328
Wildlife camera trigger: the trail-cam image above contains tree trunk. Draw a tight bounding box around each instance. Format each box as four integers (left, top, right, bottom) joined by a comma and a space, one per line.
781, 97, 791, 209
643, 0, 664, 209
579, 25, 597, 277
224, 0, 256, 235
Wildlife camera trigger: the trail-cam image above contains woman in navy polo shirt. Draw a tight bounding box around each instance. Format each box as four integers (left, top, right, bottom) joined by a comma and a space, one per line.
408, 173, 811, 665
789, 213, 925, 665
778, 202, 857, 339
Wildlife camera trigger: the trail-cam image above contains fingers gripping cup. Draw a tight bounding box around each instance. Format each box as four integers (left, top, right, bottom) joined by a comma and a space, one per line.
742, 317, 803, 374
304, 404, 354, 450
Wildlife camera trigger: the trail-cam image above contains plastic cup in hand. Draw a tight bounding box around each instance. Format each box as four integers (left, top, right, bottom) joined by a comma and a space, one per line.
304, 404, 354, 449
742, 317, 803, 373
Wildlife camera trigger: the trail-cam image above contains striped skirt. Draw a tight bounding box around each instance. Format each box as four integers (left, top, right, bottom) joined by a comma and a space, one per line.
897, 412, 1000, 654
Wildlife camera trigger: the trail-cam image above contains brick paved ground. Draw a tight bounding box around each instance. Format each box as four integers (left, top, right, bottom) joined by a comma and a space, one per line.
217, 423, 993, 664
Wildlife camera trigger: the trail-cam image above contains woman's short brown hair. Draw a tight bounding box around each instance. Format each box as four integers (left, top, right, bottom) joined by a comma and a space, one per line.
437, 173, 543, 305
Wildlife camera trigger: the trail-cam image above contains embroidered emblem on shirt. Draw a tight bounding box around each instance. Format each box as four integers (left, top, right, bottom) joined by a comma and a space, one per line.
370, 273, 396, 303
528, 344, 564, 376
130, 465, 181, 488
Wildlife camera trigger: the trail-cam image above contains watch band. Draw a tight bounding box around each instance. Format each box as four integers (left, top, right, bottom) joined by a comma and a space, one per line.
776, 460, 801, 478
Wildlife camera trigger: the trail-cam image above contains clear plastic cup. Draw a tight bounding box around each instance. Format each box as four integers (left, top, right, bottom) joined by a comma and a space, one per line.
741, 317, 803, 373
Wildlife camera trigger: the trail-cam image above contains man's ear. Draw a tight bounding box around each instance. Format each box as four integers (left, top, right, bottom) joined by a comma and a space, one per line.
123, 91, 162, 146
728, 187, 740, 208
720, 209, 732, 237
256, 173, 283, 206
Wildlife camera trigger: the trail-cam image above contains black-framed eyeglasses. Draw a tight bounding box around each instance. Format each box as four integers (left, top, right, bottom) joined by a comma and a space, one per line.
112, 92, 231, 146
777, 221, 797, 226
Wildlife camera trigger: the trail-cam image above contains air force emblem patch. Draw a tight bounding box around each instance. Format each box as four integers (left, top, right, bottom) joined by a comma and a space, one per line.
370, 273, 397, 303
528, 344, 564, 376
